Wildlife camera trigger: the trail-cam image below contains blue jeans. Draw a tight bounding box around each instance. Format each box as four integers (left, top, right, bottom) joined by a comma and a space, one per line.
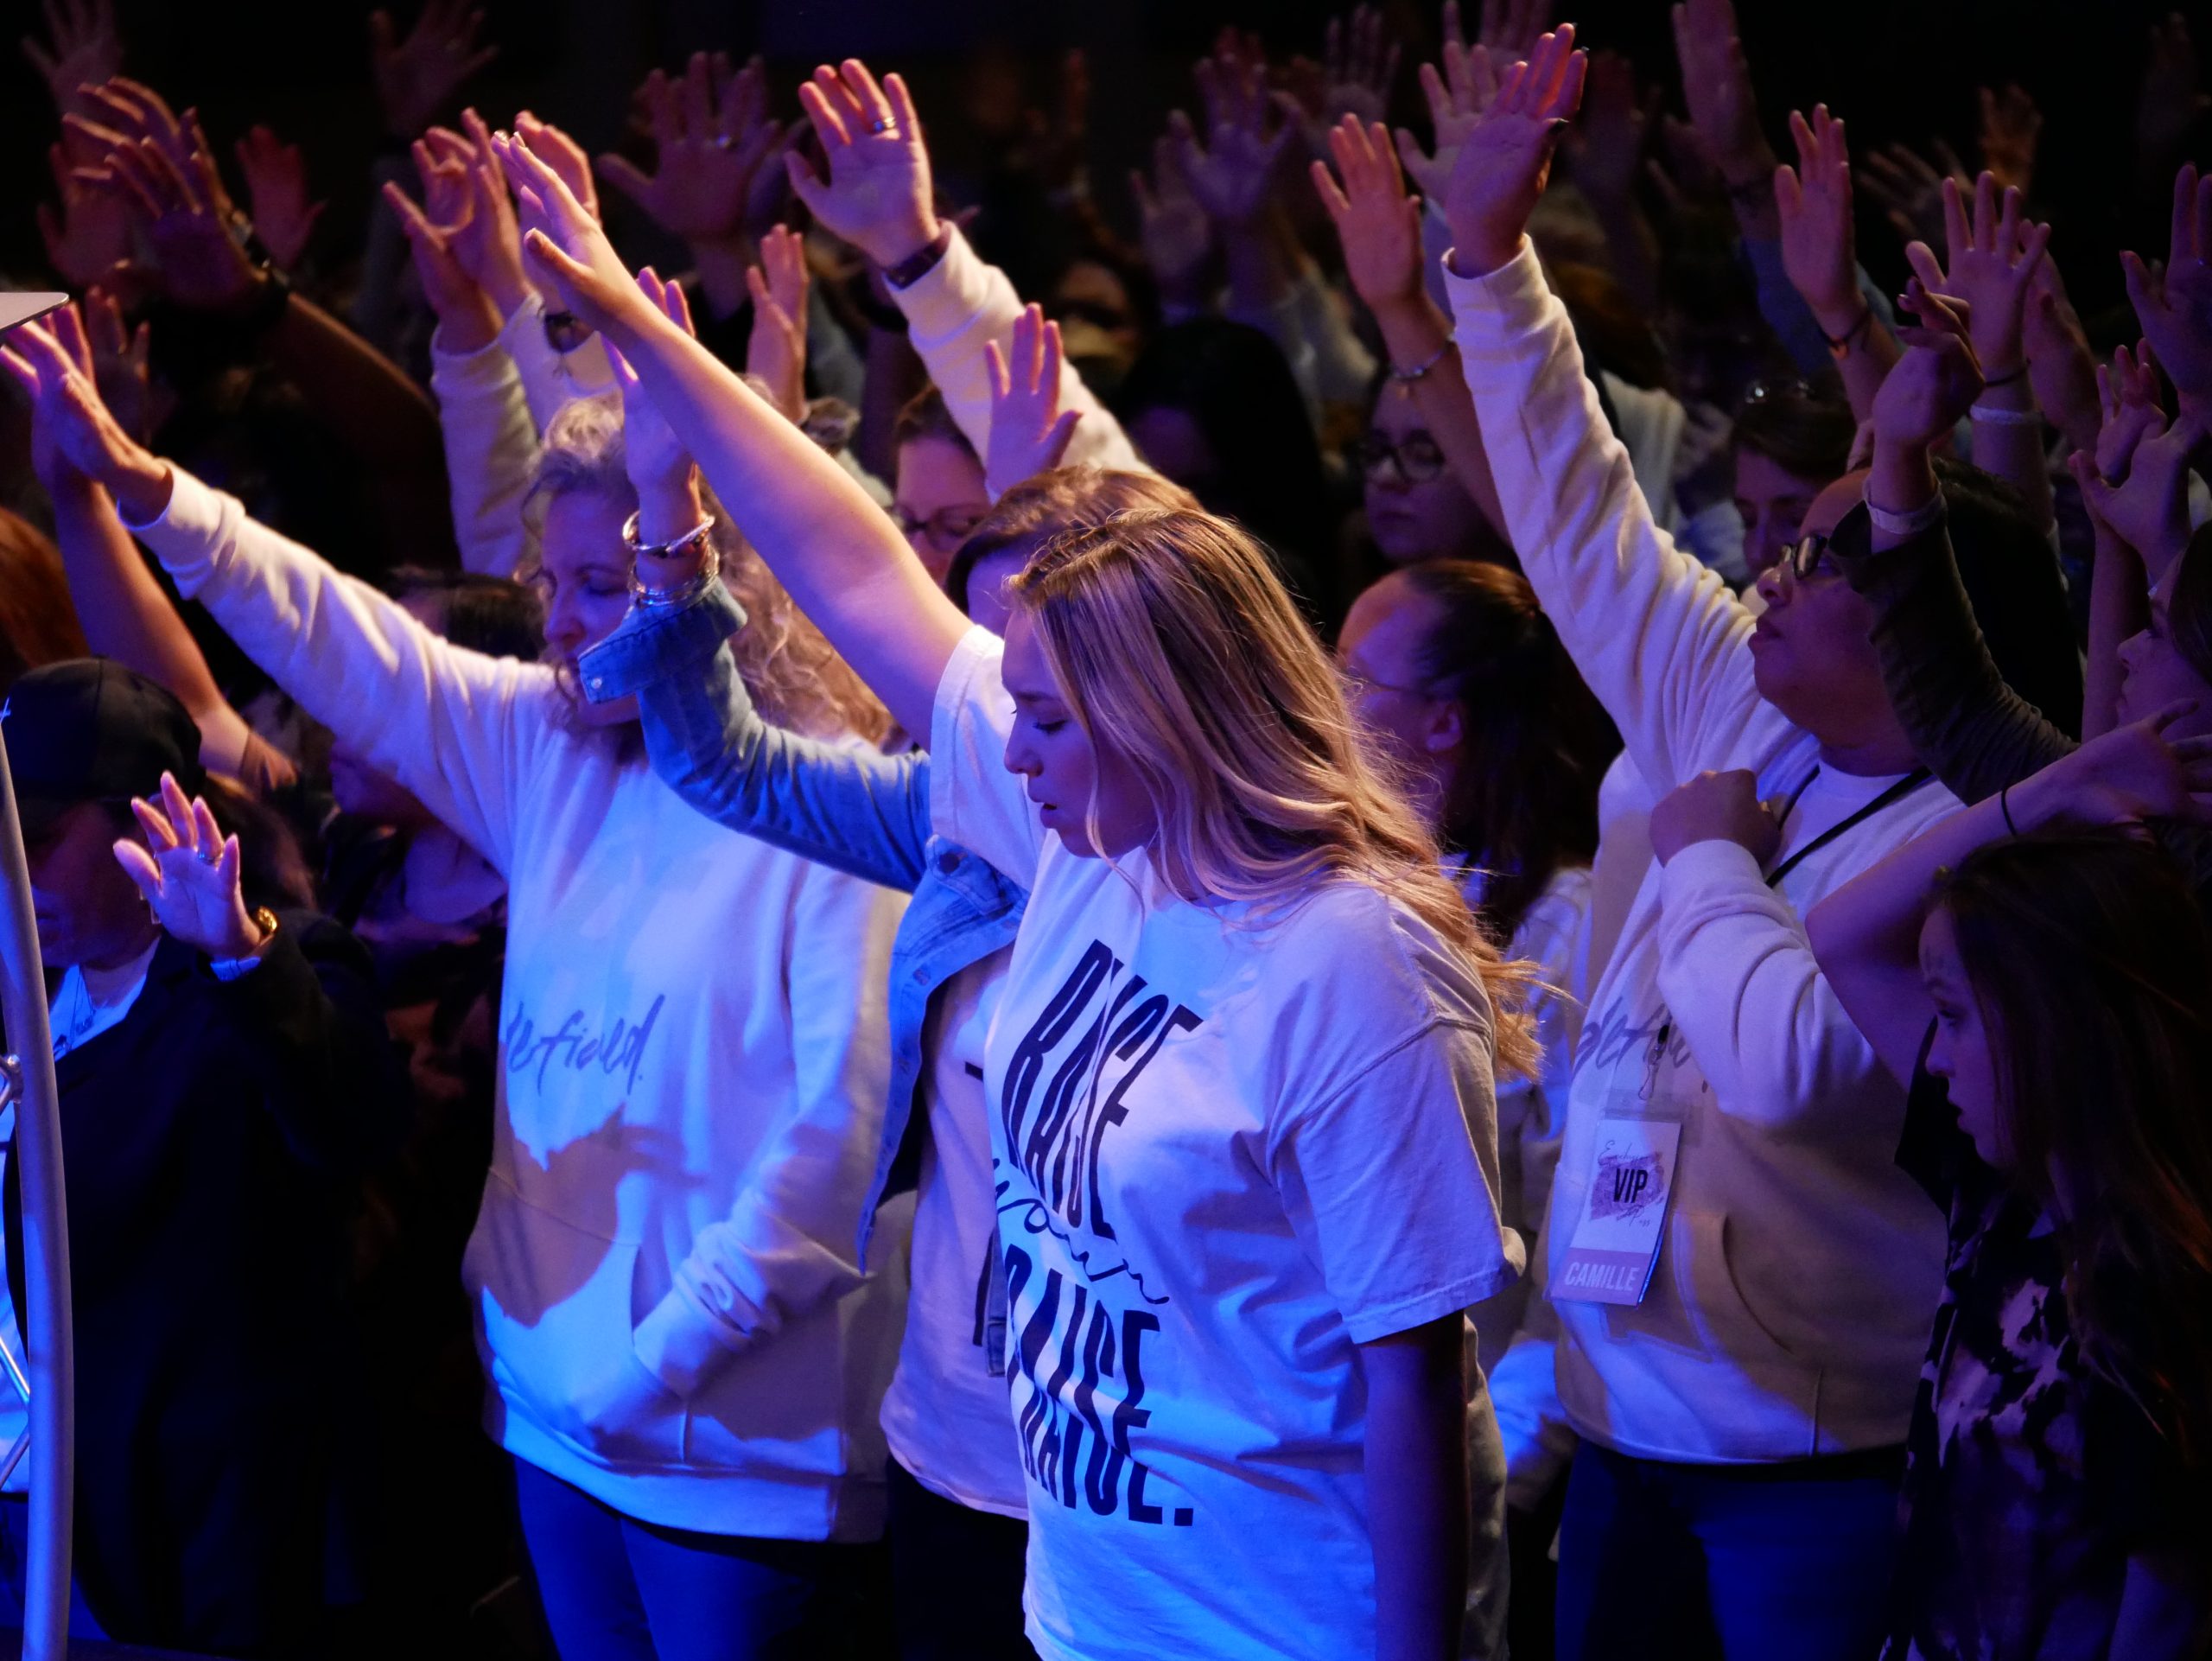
513, 1460, 880, 1661
1554, 1441, 1902, 1661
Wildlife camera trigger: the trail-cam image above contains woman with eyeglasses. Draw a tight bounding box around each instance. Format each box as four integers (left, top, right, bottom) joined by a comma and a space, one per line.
892, 388, 995, 588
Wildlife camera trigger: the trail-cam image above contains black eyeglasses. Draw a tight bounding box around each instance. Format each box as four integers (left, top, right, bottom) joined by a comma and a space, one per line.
1357, 430, 1449, 484
893, 503, 991, 552
1785, 531, 1838, 582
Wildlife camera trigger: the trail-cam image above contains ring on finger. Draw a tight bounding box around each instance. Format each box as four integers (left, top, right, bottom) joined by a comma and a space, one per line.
868, 118, 897, 136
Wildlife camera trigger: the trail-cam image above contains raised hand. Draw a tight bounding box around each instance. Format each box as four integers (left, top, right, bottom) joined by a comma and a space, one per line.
234, 125, 325, 269
432, 111, 531, 316
2022, 250, 2101, 453
597, 54, 780, 248
0, 310, 168, 515
37, 137, 131, 288
785, 60, 939, 270
84, 283, 150, 445
609, 268, 699, 504
2139, 12, 2209, 175
1015, 49, 1091, 194
1977, 83, 2039, 200
1286, 7, 1402, 139
70, 120, 264, 315
1175, 48, 1300, 229
385, 137, 500, 351
2121, 164, 2212, 426
75, 77, 239, 224
370, 0, 498, 140
21, 0, 121, 118
1130, 131, 1215, 307
1313, 115, 1424, 313
983, 303, 1082, 498
1440, 22, 1587, 275
1669, 0, 1775, 189
1395, 25, 1498, 200
745, 225, 810, 426
1904, 171, 2050, 385
1567, 48, 1649, 207
2091, 340, 2164, 484
1871, 277, 1984, 456
114, 773, 268, 961
491, 130, 648, 336
1859, 138, 1969, 248
2072, 402, 2201, 571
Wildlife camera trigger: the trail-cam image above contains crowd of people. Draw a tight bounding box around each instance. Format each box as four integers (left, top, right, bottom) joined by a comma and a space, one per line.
1, 0, 2210, 1658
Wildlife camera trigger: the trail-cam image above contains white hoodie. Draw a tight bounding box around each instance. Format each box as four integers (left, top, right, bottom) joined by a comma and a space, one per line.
1446, 245, 1955, 1463
129, 471, 911, 1538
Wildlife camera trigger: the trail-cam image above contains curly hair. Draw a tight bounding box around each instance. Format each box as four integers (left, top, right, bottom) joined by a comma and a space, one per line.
525, 393, 887, 745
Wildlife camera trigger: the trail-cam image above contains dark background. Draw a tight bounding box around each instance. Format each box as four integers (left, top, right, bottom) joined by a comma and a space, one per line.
3, 0, 2208, 318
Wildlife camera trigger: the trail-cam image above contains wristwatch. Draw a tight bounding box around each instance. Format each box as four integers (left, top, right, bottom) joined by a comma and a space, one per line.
881, 224, 953, 291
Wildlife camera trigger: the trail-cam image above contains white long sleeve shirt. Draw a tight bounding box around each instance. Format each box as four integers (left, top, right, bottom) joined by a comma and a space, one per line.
128, 471, 912, 1539
1447, 244, 1953, 1463
891, 226, 1150, 493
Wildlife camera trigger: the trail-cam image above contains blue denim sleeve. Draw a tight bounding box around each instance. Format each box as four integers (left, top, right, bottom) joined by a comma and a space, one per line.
578, 582, 931, 892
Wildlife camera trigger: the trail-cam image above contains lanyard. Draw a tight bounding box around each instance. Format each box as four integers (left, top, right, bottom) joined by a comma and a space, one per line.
1638, 765, 1933, 1100
1764, 767, 1935, 890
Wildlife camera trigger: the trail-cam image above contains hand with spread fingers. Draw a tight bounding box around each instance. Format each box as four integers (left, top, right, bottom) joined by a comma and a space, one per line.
1284, 6, 1402, 143
2122, 164, 2212, 427
1669, 0, 1776, 193
0, 305, 172, 519
233, 125, 325, 270
2046, 703, 2212, 828
1440, 22, 1587, 276
983, 303, 1083, 499
784, 59, 941, 270
1130, 131, 1216, 308
1903, 170, 2051, 394
370, 0, 499, 140
113, 773, 270, 963
597, 54, 781, 249
21, 0, 122, 118
490, 129, 654, 340
746, 225, 811, 427
1774, 105, 1864, 331
1395, 12, 1498, 203
1313, 115, 1426, 315
385, 136, 502, 353
1173, 44, 1300, 231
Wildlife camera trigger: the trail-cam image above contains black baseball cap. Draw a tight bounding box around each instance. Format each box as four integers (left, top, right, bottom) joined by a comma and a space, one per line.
1, 659, 205, 842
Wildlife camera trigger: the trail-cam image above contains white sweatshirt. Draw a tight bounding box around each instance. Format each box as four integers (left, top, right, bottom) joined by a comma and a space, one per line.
129, 471, 912, 1538
890, 225, 1150, 493
1447, 245, 1954, 1463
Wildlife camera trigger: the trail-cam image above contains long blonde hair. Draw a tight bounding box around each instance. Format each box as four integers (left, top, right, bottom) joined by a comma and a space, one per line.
1009, 508, 1538, 1081
528, 394, 887, 745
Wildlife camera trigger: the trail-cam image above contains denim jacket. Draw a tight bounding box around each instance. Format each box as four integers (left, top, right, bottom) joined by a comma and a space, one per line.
579, 580, 1028, 1258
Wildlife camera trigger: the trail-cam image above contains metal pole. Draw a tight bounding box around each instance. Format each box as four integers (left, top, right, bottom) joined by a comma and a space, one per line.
0, 728, 73, 1659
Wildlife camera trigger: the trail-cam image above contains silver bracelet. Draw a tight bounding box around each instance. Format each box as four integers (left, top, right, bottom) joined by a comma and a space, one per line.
1864, 493, 1945, 538
622, 510, 721, 606
1389, 341, 1451, 383
1968, 403, 2042, 428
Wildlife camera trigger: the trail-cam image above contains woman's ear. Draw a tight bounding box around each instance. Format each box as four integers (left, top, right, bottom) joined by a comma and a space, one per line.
1422, 696, 1465, 757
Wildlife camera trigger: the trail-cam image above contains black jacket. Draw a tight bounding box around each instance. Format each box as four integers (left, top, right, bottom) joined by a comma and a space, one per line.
4, 912, 409, 1658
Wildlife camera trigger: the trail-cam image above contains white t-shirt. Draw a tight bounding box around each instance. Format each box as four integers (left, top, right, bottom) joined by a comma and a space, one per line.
879, 946, 1028, 1517
931, 627, 1520, 1661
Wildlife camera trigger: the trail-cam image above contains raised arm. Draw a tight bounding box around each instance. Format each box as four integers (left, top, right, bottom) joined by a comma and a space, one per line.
32, 297, 271, 782
1807, 710, 2212, 1087
786, 60, 1147, 480
1839, 280, 2081, 800
1772, 105, 1901, 423
1905, 172, 2055, 527
500, 118, 964, 742
1438, 27, 1763, 791
1314, 113, 1507, 539
3, 316, 543, 871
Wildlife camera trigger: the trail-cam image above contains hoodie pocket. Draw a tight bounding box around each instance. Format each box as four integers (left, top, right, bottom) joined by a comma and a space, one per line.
1672, 1208, 1809, 1378
473, 1180, 686, 1468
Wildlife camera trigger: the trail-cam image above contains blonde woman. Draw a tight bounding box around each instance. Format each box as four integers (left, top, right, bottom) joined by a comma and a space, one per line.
4, 310, 911, 1656
497, 82, 1529, 1661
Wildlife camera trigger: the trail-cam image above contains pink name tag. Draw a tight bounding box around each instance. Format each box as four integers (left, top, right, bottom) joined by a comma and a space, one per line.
1554, 1118, 1681, 1306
